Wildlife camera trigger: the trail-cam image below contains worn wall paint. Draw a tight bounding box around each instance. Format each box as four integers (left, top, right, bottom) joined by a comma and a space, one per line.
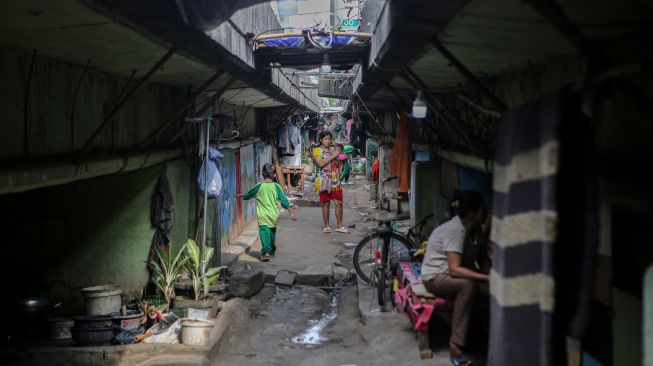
410, 161, 440, 235
458, 166, 493, 210
378, 144, 397, 198
235, 150, 243, 234
219, 148, 238, 244
240, 144, 257, 225
0, 160, 190, 312
256, 143, 272, 180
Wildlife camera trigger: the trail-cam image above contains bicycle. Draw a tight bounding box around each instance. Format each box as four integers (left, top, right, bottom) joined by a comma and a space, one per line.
352, 177, 434, 308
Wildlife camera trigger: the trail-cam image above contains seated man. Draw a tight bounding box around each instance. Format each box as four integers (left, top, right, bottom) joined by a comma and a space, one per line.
421, 190, 490, 366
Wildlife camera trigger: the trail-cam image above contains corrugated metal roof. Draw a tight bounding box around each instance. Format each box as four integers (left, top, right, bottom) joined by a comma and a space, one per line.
389, 0, 650, 90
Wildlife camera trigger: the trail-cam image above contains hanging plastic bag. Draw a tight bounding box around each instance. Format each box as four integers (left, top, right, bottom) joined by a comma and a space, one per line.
197, 147, 223, 198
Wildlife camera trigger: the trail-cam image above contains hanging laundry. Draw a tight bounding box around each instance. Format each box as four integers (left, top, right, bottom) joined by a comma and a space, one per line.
151, 174, 174, 243
277, 123, 302, 166
345, 119, 353, 143
277, 123, 301, 156
388, 114, 412, 193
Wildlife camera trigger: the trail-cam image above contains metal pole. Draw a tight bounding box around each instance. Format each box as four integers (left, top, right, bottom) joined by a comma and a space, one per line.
168, 77, 237, 145
201, 117, 212, 281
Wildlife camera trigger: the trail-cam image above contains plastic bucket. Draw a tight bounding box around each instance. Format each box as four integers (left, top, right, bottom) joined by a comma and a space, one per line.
82, 285, 122, 315
180, 318, 214, 346
111, 310, 143, 331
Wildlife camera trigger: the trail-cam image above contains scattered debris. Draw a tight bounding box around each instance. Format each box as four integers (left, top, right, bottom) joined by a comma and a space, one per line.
335, 252, 351, 260
275, 270, 297, 287
229, 270, 265, 298
343, 242, 357, 249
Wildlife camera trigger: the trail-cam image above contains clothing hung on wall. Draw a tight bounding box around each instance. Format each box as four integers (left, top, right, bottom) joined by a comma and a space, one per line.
277, 123, 302, 166
388, 114, 412, 193
277, 123, 301, 156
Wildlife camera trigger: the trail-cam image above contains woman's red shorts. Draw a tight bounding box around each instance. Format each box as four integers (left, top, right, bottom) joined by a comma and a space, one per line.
319, 189, 343, 203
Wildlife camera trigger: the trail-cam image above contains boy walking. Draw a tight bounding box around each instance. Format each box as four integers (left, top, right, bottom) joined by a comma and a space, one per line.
240, 163, 297, 262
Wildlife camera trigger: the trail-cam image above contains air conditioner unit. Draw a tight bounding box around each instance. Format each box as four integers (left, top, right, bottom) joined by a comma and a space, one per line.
318, 76, 353, 99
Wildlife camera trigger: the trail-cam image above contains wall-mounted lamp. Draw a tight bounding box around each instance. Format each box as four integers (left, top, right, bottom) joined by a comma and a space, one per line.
412, 90, 427, 119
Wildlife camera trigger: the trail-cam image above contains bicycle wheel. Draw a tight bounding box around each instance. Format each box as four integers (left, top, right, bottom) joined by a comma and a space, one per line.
353, 232, 415, 284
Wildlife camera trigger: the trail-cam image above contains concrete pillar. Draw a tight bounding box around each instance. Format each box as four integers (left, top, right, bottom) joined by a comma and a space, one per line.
645, 264, 653, 365
410, 161, 440, 236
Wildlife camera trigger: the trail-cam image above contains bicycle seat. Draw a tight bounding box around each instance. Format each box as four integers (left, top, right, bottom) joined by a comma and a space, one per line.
371, 226, 392, 235
373, 211, 397, 222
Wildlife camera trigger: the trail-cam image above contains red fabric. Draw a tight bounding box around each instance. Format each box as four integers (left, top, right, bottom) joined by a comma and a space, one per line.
371, 159, 380, 182
388, 114, 412, 192
319, 189, 343, 203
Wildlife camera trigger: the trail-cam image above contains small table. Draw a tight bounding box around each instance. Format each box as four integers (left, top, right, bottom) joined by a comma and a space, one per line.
281, 165, 305, 193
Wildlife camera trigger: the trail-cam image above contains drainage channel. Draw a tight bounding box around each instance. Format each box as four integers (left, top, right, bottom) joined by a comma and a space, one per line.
285, 279, 353, 348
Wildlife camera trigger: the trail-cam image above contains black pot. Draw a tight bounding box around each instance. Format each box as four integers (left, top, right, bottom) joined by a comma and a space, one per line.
73, 315, 113, 329
71, 326, 115, 346
14, 297, 51, 339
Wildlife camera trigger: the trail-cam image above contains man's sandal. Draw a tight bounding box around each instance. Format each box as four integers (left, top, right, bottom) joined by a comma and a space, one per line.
450, 353, 472, 366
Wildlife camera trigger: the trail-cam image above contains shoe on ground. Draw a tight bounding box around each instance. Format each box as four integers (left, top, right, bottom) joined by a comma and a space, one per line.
335, 227, 349, 233
260, 253, 272, 262
323, 226, 332, 233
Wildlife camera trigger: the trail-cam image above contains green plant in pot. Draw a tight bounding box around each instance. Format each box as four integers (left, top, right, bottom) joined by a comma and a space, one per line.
185, 239, 226, 300
147, 243, 189, 312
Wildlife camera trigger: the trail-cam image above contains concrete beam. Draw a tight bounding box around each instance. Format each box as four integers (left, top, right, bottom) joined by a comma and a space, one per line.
82, 0, 310, 110
437, 149, 493, 173
0, 149, 182, 195
354, 0, 469, 100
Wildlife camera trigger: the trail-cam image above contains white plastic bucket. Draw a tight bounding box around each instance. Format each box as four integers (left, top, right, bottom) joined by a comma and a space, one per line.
81, 285, 122, 315
180, 318, 214, 346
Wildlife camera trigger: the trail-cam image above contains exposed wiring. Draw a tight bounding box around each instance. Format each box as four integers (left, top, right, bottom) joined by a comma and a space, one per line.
306, 29, 334, 49
353, 87, 387, 134
220, 130, 240, 142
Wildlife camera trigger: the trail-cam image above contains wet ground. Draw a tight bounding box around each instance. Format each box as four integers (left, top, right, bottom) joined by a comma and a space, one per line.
212, 178, 455, 366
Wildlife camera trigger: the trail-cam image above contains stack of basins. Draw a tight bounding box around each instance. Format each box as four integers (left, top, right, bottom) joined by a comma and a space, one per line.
70, 285, 143, 346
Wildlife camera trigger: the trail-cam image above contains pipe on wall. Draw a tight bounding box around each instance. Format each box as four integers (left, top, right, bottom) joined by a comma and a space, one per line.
0, 149, 183, 195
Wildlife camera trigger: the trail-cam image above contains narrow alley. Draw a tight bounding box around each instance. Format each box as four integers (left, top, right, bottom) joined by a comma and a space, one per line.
1, 0, 652, 366
214, 182, 452, 366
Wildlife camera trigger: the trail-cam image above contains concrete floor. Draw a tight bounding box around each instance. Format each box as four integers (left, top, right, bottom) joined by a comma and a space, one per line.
214, 180, 453, 366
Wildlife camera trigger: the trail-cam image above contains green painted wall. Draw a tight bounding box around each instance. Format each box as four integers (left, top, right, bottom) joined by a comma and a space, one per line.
0, 159, 191, 313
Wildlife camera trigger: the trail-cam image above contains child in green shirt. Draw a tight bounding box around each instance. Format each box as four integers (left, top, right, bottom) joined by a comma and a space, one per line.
239, 163, 297, 262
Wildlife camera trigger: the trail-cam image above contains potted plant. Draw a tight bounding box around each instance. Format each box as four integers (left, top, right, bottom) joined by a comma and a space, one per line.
147, 243, 189, 313
174, 239, 225, 309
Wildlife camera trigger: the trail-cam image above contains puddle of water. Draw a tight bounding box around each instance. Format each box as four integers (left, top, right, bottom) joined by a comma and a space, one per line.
287, 282, 345, 347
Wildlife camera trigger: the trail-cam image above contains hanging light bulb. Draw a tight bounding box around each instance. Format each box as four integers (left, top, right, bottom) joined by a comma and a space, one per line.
412, 90, 427, 119
320, 54, 331, 74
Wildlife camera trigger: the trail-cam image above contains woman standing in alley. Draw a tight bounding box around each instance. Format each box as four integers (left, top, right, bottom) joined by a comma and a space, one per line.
313, 131, 348, 233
